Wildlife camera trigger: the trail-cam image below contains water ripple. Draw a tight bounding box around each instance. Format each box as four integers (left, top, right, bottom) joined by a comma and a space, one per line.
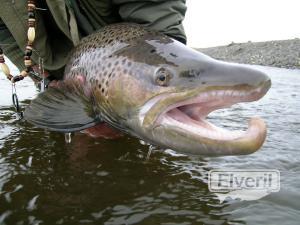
0, 66, 299, 224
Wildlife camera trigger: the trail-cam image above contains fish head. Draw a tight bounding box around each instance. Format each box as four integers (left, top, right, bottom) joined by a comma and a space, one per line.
103, 31, 271, 156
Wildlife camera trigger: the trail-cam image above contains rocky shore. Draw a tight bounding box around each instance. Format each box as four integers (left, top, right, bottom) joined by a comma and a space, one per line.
199, 39, 300, 69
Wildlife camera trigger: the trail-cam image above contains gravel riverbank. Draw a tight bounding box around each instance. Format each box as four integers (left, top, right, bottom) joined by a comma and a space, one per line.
199, 39, 300, 69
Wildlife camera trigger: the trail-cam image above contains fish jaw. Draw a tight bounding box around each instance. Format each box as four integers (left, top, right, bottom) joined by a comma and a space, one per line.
137, 74, 271, 156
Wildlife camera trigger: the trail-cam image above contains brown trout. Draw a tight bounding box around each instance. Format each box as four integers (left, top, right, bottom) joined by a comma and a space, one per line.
25, 23, 271, 156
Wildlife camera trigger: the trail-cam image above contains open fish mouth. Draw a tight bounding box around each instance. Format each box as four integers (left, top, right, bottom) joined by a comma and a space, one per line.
159, 82, 270, 140
139, 80, 271, 155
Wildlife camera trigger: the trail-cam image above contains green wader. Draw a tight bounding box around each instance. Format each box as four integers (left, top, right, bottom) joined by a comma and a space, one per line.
0, 0, 186, 79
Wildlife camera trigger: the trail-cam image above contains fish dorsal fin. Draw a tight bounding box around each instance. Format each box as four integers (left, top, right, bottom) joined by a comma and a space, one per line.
24, 81, 102, 132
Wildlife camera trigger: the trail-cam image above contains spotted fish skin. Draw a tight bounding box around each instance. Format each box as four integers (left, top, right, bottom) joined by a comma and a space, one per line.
25, 23, 175, 135
65, 23, 152, 96
25, 23, 271, 156
63, 23, 174, 131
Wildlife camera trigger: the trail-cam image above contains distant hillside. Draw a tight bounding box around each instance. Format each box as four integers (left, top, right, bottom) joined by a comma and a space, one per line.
198, 39, 300, 69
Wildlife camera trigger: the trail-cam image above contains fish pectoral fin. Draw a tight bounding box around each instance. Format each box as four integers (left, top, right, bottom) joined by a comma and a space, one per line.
24, 83, 101, 132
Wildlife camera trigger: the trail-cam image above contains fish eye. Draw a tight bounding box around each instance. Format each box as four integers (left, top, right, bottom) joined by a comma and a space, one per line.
155, 68, 172, 86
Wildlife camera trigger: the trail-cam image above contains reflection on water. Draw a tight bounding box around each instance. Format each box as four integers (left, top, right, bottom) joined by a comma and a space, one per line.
0, 66, 299, 225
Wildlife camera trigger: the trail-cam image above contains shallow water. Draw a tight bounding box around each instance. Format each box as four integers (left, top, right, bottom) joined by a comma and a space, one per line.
0, 66, 299, 225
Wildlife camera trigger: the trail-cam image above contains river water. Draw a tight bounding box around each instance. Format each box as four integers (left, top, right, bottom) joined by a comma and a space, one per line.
0, 66, 299, 225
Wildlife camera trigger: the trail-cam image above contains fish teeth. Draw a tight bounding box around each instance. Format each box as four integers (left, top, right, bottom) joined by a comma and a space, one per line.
202, 92, 209, 99
211, 91, 216, 96
164, 115, 244, 141
219, 90, 225, 97
225, 90, 232, 96
232, 91, 239, 97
